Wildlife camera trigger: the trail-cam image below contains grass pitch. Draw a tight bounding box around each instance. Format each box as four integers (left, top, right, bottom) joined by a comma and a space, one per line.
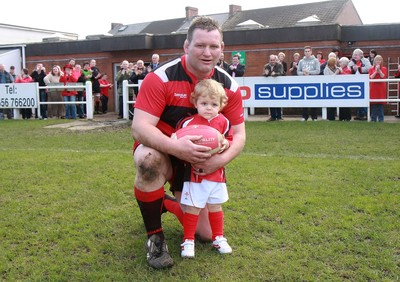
0, 118, 399, 281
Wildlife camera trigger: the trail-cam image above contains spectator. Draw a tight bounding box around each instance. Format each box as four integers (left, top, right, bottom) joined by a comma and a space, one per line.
9, 66, 16, 80
15, 68, 34, 119
369, 55, 387, 122
331, 47, 340, 58
368, 49, 377, 65
177, 79, 233, 258
316, 51, 326, 65
90, 59, 102, 114
323, 56, 340, 121
288, 52, 300, 76
59, 64, 78, 119
74, 64, 86, 118
323, 56, 339, 75
128, 62, 135, 71
129, 60, 147, 119
115, 60, 133, 119
337, 57, 352, 121
320, 52, 338, 75
338, 57, 352, 75
297, 46, 321, 121
348, 48, 372, 120
69, 58, 82, 81
148, 54, 160, 71
44, 65, 64, 118
0, 64, 14, 119
31, 63, 48, 119
263, 54, 284, 121
81, 62, 92, 116
217, 52, 229, 71
278, 52, 288, 74
226, 54, 245, 77
129, 60, 147, 98
8, 66, 16, 119
99, 73, 112, 114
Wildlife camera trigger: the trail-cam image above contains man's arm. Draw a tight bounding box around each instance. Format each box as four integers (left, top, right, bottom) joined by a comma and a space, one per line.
273, 64, 284, 76
235, 65, 245, 77
297, 61, 304, 76
309, 60, 321, 75
192, 122, 246, 175
132, 109, 214, 164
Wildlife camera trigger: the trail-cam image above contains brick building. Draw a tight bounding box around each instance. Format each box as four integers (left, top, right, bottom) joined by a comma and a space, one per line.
22, 0, 400, 115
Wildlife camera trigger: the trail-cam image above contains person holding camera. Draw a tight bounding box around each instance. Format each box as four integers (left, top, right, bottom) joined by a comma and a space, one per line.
129, 60, 148, 98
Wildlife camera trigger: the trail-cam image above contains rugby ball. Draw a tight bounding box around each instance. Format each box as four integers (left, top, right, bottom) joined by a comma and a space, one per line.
171, 125, 223, 155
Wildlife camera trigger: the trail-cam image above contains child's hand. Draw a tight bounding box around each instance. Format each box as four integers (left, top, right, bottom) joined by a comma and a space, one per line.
218, 138, 230, 153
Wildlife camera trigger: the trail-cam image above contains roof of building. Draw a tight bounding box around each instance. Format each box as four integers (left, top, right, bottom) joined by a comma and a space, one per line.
108, 0, 361, 36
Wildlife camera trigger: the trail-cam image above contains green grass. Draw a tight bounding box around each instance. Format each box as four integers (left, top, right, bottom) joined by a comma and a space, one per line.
0, 119, 399, 281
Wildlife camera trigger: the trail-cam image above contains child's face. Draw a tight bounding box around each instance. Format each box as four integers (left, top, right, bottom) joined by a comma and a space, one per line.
195, 95, 220, 120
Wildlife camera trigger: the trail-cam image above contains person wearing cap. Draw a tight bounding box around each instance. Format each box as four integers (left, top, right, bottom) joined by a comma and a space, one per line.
59, 64, 78, 119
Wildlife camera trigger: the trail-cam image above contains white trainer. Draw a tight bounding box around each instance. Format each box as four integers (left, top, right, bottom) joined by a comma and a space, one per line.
181, 239, 195, 258
212, 236, 232, 254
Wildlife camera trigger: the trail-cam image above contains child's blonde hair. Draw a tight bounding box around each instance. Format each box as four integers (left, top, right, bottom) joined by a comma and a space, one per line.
191, 79, 228, 110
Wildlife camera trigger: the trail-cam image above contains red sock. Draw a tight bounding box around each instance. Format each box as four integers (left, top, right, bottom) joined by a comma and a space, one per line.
183, 213, 199, 241
134, 186, 165, 239
209, 211, 224, 240
163, 196, 184, 225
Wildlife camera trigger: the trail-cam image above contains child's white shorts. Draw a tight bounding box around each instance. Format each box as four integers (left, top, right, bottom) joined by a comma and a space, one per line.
180, 180, 228, 208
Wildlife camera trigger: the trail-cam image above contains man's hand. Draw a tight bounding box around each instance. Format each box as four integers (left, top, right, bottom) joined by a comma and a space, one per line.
173, 135, 212, 164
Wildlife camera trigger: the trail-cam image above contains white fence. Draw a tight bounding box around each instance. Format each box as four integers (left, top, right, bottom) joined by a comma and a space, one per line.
122, 80, 140, 120
0, 81, 93, 119
2, 76, 399, 121
38, 82, 93, 119
120, 76, 400, 121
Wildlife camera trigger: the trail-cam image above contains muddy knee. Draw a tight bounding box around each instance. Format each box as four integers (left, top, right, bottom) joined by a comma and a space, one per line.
136, 152, 164, 183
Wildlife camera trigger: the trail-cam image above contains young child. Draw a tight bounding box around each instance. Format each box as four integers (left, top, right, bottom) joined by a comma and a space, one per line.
177, 79, 233, 258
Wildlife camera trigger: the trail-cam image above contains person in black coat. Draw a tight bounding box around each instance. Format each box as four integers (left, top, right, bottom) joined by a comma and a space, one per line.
226, 54, 245, 77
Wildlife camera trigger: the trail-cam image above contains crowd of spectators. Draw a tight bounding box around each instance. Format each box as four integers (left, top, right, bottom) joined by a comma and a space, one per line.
257, 47, 393, 122
0, 49, 398, 122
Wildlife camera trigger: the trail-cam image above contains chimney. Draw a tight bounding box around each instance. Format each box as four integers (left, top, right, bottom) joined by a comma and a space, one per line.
186, 6, 198, 20
111, 23, 123, 30
229, 5, 242, 16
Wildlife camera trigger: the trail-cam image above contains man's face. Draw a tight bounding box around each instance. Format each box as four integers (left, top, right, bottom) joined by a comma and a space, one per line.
304, 48, 312, 58
269, 56, 277, 65
232, 57, 240, 65
184, 28, 224, 79
121, 61, 129, 69
353, 53, 361, 61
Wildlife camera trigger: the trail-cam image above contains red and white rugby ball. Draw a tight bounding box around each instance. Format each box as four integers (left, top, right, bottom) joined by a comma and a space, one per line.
171, 125, 223, 155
